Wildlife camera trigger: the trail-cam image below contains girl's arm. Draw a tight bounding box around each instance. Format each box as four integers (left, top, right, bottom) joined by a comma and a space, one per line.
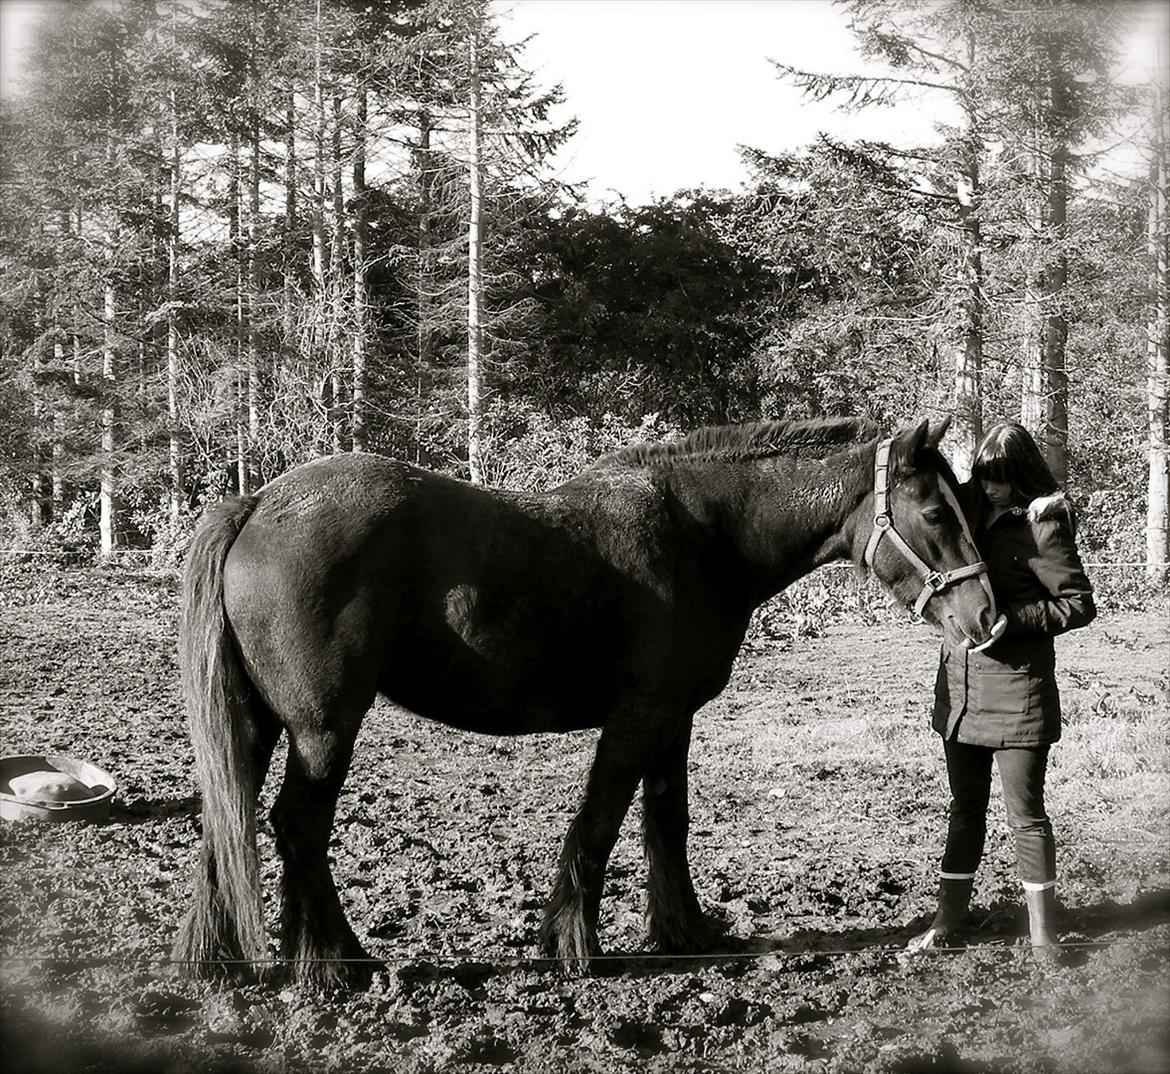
1005, 509, 1096, 636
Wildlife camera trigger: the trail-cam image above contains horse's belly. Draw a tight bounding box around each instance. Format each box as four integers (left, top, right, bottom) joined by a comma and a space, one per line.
384, 680, 603, 736
381, 639, 610, 736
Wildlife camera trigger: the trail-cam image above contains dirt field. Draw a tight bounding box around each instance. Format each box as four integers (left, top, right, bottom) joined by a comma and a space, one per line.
1, 563, 1167, 1074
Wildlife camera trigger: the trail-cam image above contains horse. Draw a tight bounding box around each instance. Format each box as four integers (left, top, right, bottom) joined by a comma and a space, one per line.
172, 415, 996, 988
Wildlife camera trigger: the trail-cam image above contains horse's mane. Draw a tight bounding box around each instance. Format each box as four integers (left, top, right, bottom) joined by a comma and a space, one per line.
598, 417, 881, 469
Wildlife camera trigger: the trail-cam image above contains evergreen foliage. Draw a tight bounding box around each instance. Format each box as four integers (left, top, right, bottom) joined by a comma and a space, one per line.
0, 0, 1163, 573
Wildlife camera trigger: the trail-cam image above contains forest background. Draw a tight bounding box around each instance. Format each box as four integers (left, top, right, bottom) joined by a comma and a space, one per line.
0, 0, 1167, 596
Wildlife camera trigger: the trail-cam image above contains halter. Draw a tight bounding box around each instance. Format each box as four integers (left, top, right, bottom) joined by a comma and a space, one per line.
863, 438, 992, 618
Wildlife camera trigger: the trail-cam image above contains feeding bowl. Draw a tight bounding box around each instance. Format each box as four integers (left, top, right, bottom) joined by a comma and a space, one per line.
0, 754, 117, 823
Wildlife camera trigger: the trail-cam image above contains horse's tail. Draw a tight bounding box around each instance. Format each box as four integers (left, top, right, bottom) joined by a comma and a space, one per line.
172, 494, 267, 976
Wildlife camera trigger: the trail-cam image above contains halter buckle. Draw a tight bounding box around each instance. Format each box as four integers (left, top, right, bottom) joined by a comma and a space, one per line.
923, 570, 947, 594
873, 513, 891, 529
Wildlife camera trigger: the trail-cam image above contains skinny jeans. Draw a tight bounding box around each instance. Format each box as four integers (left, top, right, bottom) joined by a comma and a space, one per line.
940, 739, 1056, 887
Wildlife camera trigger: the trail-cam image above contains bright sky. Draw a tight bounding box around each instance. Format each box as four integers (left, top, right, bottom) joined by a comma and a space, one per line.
3, 0, 1163, 205
493, 0, 955, 203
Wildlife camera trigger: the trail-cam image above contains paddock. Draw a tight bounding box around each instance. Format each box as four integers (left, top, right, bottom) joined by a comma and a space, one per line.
0, 563, 1166, 1074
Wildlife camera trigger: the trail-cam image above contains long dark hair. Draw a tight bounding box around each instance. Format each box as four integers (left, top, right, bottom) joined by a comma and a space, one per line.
971, 422, 1060, 506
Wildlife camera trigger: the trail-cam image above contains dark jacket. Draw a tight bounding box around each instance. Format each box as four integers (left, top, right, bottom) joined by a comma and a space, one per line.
932, 491, 1096, 747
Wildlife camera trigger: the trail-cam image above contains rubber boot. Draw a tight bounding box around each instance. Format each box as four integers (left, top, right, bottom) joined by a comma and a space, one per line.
930, 876, 975, 940
1024, 885, 1061, 958
905, 877, 974, 954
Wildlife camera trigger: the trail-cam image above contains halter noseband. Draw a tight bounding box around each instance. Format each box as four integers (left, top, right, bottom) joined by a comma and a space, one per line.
863, 438, 990, 618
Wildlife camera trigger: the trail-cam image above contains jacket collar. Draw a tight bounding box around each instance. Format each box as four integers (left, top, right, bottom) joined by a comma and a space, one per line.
974, 490, 1071, 532
1028, 493, 1071, 523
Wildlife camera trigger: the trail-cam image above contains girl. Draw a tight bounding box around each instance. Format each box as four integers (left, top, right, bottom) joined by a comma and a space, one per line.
910, 421, 1096, 954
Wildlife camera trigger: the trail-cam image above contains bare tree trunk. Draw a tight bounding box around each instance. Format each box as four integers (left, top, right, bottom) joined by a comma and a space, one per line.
466, 18, 485, 486
329, 94, 346, 455
230, 129, 249, 495
1021, 123, 1046, 435
100, 125, 118, 557
1148, 40, 1170, 583
30, 310, 49, 526
51, 329, 65, 518
136, 260, 147, 400
100, 256, 118, 557
311, 1, 328, 294
352, 83, 368, 453
1041, 183, 1069, 486
1041, 43, 1070, 486
311, 0, 330, 456
952, 30, 984, 481
167, 80, 183, 520
415, 109, 433, 465
284, 88, 297, 349
248, 107, 261, 486
73, 199, 83, 389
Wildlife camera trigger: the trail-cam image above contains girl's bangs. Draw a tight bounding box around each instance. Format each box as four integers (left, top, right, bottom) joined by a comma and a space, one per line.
971, 452, 1012, 484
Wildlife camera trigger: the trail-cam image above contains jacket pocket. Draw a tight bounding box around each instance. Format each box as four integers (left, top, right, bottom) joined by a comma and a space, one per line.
972, 664, 1031, 718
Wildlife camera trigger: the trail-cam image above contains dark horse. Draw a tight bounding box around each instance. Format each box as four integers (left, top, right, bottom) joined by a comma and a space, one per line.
173, 416, 996, 987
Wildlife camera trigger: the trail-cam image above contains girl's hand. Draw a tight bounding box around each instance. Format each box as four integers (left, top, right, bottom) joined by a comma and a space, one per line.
969, 614, 1007, 653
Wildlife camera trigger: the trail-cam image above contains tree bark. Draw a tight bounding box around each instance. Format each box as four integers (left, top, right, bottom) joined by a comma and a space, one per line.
311, 0, 330, 457
230, 128, 249, 495
248, 105, 261, 486
167, 78, 183, 520
952, 27, 984, 481
329, 94, 346, 455
415, 109, 434, 464
51, 328, 65, 518
466, 16, 485, 485
99, 124, 118, 557
30, 307, 49, 526
100, 259, 118, 557
311, 0, 328, 294
283, 88, 297, 349
1147, 39, 1170, 582
352, 83, 368, 453
1040, 42, 1070, 485
1021, 120, 1046, 436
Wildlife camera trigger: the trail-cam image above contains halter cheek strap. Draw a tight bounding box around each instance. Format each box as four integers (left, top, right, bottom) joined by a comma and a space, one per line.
863, 438, 993, 618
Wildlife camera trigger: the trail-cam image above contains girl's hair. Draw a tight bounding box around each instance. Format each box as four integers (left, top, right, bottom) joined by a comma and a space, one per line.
971, 422, 1060, 505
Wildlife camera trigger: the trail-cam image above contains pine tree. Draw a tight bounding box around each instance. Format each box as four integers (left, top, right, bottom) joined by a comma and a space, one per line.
1147, 34, 1169, 581
396, 0, 576, 479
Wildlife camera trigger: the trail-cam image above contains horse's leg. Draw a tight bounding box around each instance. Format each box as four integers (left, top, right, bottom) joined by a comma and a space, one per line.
270, 710, 374, 990
540, 718, 656, 973
642, 717, 722, 953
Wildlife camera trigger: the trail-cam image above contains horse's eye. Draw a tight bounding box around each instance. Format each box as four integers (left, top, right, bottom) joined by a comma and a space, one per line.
922, 508, 946, 525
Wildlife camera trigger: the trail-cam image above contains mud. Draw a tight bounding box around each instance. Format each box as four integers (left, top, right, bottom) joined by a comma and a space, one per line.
1, 564, 1167, 1073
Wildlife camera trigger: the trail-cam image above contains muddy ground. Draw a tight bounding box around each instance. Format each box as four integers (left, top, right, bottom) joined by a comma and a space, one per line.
0, 563, 1167, 1074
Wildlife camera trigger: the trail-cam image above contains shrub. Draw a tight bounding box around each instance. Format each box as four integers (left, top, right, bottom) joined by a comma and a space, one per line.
478, 399, 680, 491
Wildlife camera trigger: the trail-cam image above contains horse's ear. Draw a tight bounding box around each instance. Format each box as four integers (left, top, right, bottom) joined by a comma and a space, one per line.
889, 418, 930, 474
926, 415, 951, 448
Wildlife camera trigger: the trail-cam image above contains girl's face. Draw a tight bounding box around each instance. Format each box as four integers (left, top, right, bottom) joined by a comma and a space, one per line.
980, 478, 1014, 508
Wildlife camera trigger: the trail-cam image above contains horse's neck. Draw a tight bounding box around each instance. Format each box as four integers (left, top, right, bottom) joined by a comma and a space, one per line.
669, 446, 874, 605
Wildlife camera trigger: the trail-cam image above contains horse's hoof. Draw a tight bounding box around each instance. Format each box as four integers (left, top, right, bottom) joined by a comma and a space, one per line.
539, 907, 603, 974
295, 958, 381, 992
287, 944, 383, 991
540, 929, 602, 975
646, 910, 726, 956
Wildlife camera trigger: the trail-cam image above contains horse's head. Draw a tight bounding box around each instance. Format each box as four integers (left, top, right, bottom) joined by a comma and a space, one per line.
858, 417, 997, 648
